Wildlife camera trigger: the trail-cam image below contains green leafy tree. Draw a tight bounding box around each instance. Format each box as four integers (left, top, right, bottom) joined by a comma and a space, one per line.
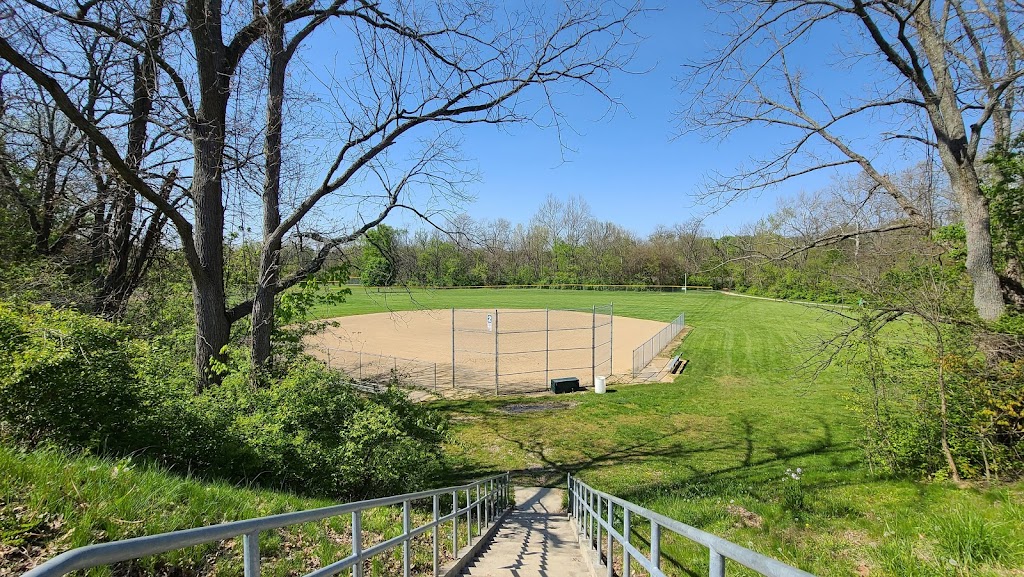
360, 225, 399, 287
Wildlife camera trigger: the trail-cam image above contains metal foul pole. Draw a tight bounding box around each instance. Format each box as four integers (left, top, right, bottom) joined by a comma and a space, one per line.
545, 308, 550, 387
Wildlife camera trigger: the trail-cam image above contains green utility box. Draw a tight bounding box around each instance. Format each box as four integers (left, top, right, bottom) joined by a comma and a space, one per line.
550, 377, 580, 394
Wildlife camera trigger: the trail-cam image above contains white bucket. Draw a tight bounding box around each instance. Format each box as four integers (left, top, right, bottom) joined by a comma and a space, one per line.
595, 375, 607, 394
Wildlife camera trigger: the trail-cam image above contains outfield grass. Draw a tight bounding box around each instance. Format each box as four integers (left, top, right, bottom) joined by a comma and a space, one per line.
314, 288, 1024, 577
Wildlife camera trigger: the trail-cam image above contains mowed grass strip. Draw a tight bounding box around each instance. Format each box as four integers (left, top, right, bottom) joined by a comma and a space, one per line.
316, 289, 1024, 577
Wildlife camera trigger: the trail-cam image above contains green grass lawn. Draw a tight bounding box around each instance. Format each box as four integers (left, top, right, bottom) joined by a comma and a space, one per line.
4, 289, 1021, 576
0, 446, 484, 576
313, 288, 1024, 577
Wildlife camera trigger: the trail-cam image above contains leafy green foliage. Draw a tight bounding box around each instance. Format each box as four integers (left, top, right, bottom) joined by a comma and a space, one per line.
0, 301, 448, 500
361, 224, 399, 286
214, 360, 448, 498
0, 302, 147, 451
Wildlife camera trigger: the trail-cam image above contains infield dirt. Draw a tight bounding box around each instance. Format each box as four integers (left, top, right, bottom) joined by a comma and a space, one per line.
305, 309, 668, 395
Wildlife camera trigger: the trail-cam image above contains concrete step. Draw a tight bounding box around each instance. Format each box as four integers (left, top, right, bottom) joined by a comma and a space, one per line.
458, 487, 591, 577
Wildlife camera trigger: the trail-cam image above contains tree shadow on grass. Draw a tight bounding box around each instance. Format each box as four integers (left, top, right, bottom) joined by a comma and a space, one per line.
442, 413, 857, 575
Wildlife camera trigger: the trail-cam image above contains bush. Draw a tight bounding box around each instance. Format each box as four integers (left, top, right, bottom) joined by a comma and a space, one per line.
0, 302, 148, 452
214, 361, 448, 498
1, 302, 449, 500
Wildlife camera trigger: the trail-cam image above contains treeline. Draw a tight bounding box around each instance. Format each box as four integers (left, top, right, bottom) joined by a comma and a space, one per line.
351, 193, 924, 304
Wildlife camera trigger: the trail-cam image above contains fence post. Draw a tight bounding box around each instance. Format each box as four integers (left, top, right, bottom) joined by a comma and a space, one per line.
610, 303, 614, 377
651, 522, 661, 571
465, 489, 472, 544
452, 491, 458, 555
591, 305, 596, 387
494, 309, 499, 396
623, 509, 631, 577
451, 308, 456, 389
545, 308, 549, 388
606, 498, 613, 577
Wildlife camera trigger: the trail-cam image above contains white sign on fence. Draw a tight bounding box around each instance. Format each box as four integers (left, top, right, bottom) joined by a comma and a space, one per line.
486, 314, 493, 332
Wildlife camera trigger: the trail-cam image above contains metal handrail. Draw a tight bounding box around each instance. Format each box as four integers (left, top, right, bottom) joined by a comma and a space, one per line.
568, 474, 816, 577
24, 473, 511, 577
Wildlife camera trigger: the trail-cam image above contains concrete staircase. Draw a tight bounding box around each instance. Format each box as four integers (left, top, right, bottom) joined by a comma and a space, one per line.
459, 487, 591, 577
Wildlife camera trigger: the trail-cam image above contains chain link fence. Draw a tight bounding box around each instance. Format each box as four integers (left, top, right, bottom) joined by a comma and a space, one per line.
451, 306, 613, 395
632, 312, 686, 377
315, 306, 614, 397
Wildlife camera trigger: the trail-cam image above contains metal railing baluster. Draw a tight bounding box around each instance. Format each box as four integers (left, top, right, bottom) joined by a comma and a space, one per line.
710, 549, 725, 577
243, 532, 260, 577
564, 474, 816, 577
432, 495, 439, 577
606, 498, 613, 577
352, 510, 363, 577
623, 509, 631, 577
402, 499, 411, 577
452, 491, 458, 555
652, 521, 661, 572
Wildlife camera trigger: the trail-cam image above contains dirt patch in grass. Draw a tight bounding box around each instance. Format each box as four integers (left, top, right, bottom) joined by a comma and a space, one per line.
497, 402, 579, 415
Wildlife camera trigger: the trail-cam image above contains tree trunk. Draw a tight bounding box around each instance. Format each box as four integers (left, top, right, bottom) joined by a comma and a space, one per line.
188, 0, 231, 392
951, 168, 1006, 322
251, 4, 286, 372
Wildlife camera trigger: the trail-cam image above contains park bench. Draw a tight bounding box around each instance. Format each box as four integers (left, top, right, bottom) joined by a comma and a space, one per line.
666, 354, 688, 375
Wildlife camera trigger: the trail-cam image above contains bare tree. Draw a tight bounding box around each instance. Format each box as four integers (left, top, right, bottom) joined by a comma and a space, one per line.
682, 0, 1024, 321
1, 0, 642, 388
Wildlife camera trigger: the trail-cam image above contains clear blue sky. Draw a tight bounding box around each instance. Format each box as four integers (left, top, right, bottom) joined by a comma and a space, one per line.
385, 3, 832, 237
306, 3, 881, 238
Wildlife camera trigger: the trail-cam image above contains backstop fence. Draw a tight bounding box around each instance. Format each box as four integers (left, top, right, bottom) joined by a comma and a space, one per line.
632, 312, 686, 377
318, 305, 614, 396
452, 305, 613, 395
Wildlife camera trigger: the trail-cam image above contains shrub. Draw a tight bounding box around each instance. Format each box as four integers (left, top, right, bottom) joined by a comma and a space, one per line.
0, 302, 148, 452
1, 302, 449, 500
216, 361, 449, 499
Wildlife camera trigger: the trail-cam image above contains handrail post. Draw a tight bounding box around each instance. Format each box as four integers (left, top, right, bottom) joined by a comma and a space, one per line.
476, 484, 482, 536
465, 489, 471, 544
651, 521, 661, 572
243, 531, 260, 577
352, 510, 363, 577
606, 498, 613, 577
623, 508, 631, 577
452, 491, 458, 555
402, 499, 411, 577
596, 493, 602, 559
432, 494, 440, 577
710, 549, 725, 577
